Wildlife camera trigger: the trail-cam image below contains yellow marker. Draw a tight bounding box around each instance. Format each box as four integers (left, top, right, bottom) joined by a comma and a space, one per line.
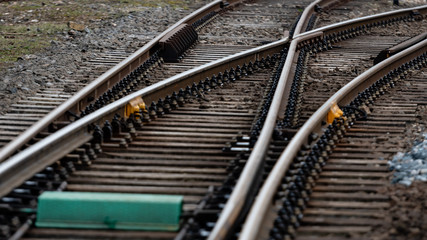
327, 102, 343, 124
125, 97, 146, 118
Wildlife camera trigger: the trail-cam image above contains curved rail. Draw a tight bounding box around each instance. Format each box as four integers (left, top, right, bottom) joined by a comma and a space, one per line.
0, 38, 287, 198
209, 4, 427, 240
0, 0, 235, 163
375, 32, 427, 64
207, 0, 347, 238
240, 38, 427, 240
293, 0, 350, 36
295, 5, 427, 39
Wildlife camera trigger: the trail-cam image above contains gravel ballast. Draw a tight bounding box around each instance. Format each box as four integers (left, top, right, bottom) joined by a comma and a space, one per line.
389, 133, 427, 186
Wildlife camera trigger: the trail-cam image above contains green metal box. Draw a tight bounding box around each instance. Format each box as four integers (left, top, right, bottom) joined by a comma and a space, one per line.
36, 191, 182, 231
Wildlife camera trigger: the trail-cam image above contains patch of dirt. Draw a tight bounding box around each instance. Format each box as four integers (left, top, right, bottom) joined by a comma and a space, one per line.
367, 182, 427, 240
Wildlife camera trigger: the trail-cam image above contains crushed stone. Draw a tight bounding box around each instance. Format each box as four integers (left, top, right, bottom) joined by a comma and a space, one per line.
389, 133, 427, 186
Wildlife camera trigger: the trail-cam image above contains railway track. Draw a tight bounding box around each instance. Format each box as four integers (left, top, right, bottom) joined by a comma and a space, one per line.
209, 4, 427, 239
0, 47, 135, 147
0, 0, 426, 239
289, 26, 427, 237
288, 13, 427, 129
294, 67, 427, 240
239, 17, 427, 240
0, 0, 311, 239
20, 62, 281, 240
0, 0, 311, 152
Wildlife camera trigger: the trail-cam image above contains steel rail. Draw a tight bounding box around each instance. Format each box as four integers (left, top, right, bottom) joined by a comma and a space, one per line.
207, 0, 348, 238
207, 36, 297, 240
0, 38, 288, 199
0, 0, 234, 163
0, 1, 423, 236
293, 0, 351, 36
209, 4, 427, 240
239, 38, 427, 240
388, 32, 427, 54
295, 5, 427, 39
375, 32, 427, 64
